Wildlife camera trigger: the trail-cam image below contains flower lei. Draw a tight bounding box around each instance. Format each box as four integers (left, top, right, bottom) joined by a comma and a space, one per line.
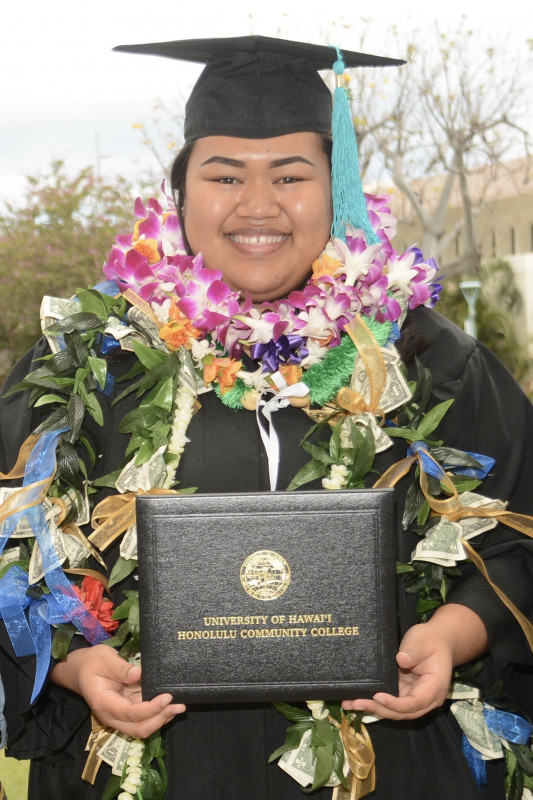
1, 189, 533, 800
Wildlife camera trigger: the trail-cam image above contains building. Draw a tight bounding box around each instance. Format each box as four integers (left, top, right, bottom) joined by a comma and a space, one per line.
387, 157, 533, 356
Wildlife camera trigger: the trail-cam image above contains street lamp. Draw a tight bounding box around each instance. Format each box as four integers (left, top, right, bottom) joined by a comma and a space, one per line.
459, 279, 481, 338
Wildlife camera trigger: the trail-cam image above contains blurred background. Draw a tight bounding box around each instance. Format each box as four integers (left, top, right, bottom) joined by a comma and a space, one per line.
1, 2, 533, 795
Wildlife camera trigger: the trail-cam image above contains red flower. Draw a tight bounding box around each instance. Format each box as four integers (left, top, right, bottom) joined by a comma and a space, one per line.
73, 577, 119, 633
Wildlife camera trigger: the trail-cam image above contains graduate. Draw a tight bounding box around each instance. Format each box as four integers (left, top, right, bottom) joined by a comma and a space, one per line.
1, 35, 533, 800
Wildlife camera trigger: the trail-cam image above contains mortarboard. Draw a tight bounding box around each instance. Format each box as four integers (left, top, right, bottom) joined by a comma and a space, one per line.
113, 35, 404, 243
113, 35, 403, 142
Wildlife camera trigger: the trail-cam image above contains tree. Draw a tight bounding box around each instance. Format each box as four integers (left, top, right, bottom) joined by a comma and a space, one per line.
349, 18, 533, 275
437, 258, 533, 391
0, 161, 147, 382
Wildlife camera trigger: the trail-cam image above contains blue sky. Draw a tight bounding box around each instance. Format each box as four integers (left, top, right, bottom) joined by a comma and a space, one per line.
2, 0, 532, 203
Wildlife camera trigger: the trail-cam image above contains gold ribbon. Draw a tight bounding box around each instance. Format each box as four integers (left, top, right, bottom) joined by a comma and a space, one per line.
88, 488, 179, 552
331, 719, 376, 800
122, 289, 162, 328
0, 476, 54, 527
306, 316, 387, 425
0, 433, 40, 480
374, 445, 533, 648
341, 317, 387, 417
64, 568, 110, 592
62, 521, 106, 567
88, 494, 138, 552
82, 715, 115, 784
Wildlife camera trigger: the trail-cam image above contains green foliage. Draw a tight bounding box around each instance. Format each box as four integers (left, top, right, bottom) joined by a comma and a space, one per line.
438, 260, 533, 392
0, 161, 143, 382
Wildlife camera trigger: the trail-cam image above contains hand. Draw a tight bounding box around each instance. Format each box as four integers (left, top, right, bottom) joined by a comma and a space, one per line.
51, 644, 186, 738
341, 603, 488, 721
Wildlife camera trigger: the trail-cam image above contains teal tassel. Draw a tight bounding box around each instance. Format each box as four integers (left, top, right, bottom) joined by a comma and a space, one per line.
331, 47, 381, 246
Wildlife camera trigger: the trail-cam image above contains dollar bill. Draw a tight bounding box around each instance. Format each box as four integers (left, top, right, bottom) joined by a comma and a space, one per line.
447, 681, 481, 700
178, 345, 201, 396
412, 518, 466, 566
350, 347, 411, 415
451, 700, 503, 760
40, 296, 81, 353
0, 546, 21, 569
0, 487, 36, 538
62, 530, 91, 569
120, 524, 138, 561
97, 731, 131, 775
104, 316, 136, 341
457, 492, 506, 540
349, 412, 393, 453
115, 446, 168, 493
125, 306, 168, 352
278, 729, 349, 788
28, 516, 68, 584
59, 485, 91, 527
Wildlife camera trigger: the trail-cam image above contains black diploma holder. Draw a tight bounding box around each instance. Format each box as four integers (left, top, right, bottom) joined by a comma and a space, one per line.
136, 489, 397, 703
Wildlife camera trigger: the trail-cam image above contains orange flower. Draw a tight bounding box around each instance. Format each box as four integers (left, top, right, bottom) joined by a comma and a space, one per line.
203, 355, 242, 393
159, 303, 201, 350
72, 576, 118, 633
278, 364, 303, 385
133, 238, 161, 264
312, 252, 342, 280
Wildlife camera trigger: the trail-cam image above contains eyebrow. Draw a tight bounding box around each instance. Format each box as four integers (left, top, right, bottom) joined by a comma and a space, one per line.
200, 155, 315, 168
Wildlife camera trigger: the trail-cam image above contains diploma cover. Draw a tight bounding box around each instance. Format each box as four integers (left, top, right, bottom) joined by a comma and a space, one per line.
136, 490, 397, 703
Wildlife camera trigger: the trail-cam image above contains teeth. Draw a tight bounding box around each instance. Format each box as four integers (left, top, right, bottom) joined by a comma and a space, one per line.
229, 234, 286, 245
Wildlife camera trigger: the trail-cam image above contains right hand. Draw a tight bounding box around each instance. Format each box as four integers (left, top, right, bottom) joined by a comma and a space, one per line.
51, 644, 186, 738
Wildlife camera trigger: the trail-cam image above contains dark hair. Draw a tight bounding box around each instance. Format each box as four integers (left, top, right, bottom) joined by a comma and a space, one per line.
169, 134, 333, 255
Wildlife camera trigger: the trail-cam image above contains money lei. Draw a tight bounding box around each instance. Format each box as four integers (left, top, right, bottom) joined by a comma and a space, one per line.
1, 212, 533, 798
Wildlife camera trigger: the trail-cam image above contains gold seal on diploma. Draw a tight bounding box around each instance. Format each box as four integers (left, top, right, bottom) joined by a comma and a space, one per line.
240, 550, 291, 600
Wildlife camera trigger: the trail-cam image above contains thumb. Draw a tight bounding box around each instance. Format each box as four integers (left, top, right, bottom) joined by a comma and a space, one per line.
396, 649, 416, 668
122, 663, 142, 684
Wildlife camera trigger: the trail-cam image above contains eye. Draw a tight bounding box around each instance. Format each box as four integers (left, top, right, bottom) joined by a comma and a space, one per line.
276, 176, 303, 185
212, 176, 240, 185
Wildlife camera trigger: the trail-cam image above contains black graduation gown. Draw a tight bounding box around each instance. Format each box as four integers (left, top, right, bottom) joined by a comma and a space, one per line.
1, 306, 533, 800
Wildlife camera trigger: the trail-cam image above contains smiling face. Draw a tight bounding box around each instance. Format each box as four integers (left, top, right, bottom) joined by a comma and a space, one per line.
181, 132, 332, 303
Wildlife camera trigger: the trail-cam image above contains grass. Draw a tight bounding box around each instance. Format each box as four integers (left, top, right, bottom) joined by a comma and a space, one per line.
0, 751, 29, 800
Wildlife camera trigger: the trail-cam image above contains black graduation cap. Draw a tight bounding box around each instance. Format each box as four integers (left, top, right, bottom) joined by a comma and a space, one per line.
113, 35, 404, 142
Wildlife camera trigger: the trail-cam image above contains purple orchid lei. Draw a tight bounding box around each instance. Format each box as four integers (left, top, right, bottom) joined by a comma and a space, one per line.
102, 189, 441, 399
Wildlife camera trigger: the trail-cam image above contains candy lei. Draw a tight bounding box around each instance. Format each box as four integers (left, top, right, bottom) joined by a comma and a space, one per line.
2, 190, 533, 800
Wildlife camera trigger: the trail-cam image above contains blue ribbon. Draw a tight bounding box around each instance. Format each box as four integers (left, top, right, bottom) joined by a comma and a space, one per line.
441, 451, 496, 480
250, 335, 308, 373
0, 565, 73, 702
407, 441, 447, 480
462, 733, 487, 786
484, 707, 532, 744
462, 708, 531, 787
0, 430, 109, 700
93, 280, 120, 296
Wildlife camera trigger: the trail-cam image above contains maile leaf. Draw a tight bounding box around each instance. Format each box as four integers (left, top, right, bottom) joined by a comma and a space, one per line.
109, 556, 138, 587
46, 311, 102, 334
87, 355, 108, 390
286, 460, 328, 491
129, 339, 168, 371
268, 721, 314, 762
101, 774, 122, 800
272, 702, 312, 724
416, 399, 454, 440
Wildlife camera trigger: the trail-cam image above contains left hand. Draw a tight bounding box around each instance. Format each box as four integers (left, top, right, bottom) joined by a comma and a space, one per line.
341, 604, 488, 721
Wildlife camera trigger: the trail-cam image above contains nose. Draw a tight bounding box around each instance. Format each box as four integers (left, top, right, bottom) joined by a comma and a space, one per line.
235, 179, 281, 220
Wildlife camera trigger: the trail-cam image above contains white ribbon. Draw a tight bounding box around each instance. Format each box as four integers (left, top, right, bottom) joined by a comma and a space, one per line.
256, 378, 310, 491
